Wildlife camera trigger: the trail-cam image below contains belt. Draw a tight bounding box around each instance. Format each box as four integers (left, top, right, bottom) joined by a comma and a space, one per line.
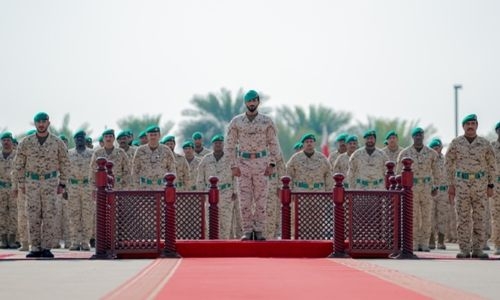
456, 171, 485, 180
438, 185, 448, 191
25, 171, 58, 181
219, 183, 232, 190
175, 182, 184, 188
69, 178, 89, 185
269, 173, 278, 179
355, 178, 384, 187
294, 181, 324, 189
140, 177, 164, 185
0, 181, 12, 188
239, 150, 267, 159
413, 176, 431, 185
497, 176, 500, 183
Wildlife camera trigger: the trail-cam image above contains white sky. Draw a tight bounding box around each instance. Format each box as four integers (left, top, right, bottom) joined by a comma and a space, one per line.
1, 0, 499, 143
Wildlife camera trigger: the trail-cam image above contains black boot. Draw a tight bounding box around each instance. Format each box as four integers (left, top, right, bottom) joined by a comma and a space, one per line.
254, 231, 266, 241
241, 232, 254, 241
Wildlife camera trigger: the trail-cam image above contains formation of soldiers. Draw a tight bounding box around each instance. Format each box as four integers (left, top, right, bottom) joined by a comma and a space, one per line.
0, 104, 498, 259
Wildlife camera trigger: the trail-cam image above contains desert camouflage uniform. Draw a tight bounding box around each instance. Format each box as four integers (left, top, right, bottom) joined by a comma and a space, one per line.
265, 154, 286, 239
197, 152, 239, 239
0, 149, 17, 247
225, 113, 280, 234
490, 140, 500, 249
90, 147, 131, 189
445, 135, 496, 254
14, 133, 70, 252
287, 150, 334, 239
328, 151, 342, 173
194, 147, 211, 158
347, 148, 388, 190
67, 147, 94, 249
122, 145, 137, 162
397, 145, 440, 250
382, 145, 403, 163
332, 152, 352, 189
186, 155, 201, 191
13, 174, 29, 250
173, 153, 190, 191
131, 144, 176, 190
430, 151, 450, 244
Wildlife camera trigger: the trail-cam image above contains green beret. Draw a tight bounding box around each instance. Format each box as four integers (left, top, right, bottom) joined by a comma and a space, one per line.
102, 129, 115, 136
211, 134, 224, 143
462, 114, 477, 125
244, 90, 259, 102
182, 140, 195, 149
495, 122, 500, 131
346, 135, 358, 143
131, 140, 140, 146
363, 130, 376, 139
145, 125, 160, 134
383, 140, 388, 146
335, 133, 349, 142
384, 130, 398, 140
98, 136, 104, 142
116, 131, 128, 139
192, 132, 203, 140
59, 135, 68, 141
411, 127, 424, 137
26, 129, 36, 136
300, 133, 316, 143
428, 138, 442, 148
0, 132, 13, 140
85, 136, 92, 143
161, 135, 175, 144
33, 112, 49, 122
73, 130, 86, 138
12, 138, 18, 144
138, 131, 147, 138
293, 142, 303, 150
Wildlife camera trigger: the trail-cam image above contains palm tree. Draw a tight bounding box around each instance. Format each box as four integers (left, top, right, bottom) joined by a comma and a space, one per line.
116, 114, 174, 141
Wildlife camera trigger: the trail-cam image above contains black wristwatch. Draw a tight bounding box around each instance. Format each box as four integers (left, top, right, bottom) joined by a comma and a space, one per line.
59, 183, 66, 189
269, 163, 276, 167
487, 184, 494, 189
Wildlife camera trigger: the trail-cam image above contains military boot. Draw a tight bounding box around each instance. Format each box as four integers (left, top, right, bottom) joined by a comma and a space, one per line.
428, 233, 436, 249
456, 250, 471, 259
0, 234, 8, 249
241, 232, 254, 241
437, 233, 446, 250
471, 249, 489, 259
7, 234, 18, 249
254, 231, 266, 241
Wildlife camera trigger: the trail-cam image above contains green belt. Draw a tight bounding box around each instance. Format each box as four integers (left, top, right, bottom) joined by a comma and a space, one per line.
497, 176, 500, 183
269, 173, 278, 179
294, 181, 324, 189
413, 177, 431, 185
69, 178, 89, 185
115, 176, 122, 183
140, 177, 164, 185
355, 178, 384, 187
219, 183, 232, 190
25, 171, 58, 181
239, 150, 267, 159
456, 171, 485, 180
438, 185, 448, 191
175, 182, 184, 188
0, 181, 12, 188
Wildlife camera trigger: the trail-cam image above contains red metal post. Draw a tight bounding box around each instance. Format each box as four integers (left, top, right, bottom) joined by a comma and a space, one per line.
161, 173, 180, 258
385, 161, 396, 190
280, 176, 292, 240
400, 157, 416, 259
330, 173, 349, 258
105, 161, 115, 189
389, 176, 398, 190
208, 176, 219, 240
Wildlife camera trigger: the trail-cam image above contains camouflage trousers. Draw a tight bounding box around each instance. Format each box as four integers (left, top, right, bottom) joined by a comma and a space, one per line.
455, 181, 486, 252
68, 184, 94, 247
25, 179, 60, 251
489, 186, 500, 248
265, 181, 281, 239
413, 186, 432, 248
17, 191, 28, 244
430, 190, 449, 236
0, 189, 17, 235
447, 202, 458, 242
218, 189, 236, 239
237, 158, 269, 233
55, 194, 70, 247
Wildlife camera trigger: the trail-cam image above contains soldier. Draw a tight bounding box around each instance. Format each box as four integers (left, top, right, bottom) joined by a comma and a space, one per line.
347, 130, 388, 190
490, 122, 500, 255
382, 130, 403, 163
445, 114, 496, 259
328, 133, 348, 170
55, 134, 70, 249
0, 132, 18, 248
225, 90, 281, 241
131, 126, 176, 190
163, 135, 190, 191
90, 129, 131, 189
14, 112, 71, 258
265, 151, 286, 239
138, 131, 148, 145
85, 136, 94, 149
397, 128, 440, 252
332, 135, 359, 186
427, 138, 449, 250
286, 133, 334, 238
182, 140, 201, 191
66, 130, 94, 251
197, 135, 239, 239
192, 132, 211, 158
117, 130, 137, 161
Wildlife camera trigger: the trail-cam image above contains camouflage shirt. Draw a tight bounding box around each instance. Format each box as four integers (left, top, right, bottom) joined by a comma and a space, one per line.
186, 155, 202, 191
382, 145, 403, 163
68, 148, 94, 183
286, 151, 333, 191
90, 146, 131, 189
131, 144, 176, 189
173, 152, 190, 191
0, 149, 16, 187
492, 140, 500, 178
196, 152, 236, 192
347, 147, 388, 190
396, 145, 440, 188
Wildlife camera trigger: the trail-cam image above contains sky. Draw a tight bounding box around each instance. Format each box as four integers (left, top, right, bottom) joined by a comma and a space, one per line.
1, 0, 499, 144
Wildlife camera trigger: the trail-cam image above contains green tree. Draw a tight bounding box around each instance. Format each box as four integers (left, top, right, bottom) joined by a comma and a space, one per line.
49, 113, 91, 148
348, 116, 437, 148
116, 114, 174, 141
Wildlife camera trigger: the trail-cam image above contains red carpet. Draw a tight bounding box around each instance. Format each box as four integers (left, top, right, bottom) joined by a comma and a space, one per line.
154, 258, 431, 300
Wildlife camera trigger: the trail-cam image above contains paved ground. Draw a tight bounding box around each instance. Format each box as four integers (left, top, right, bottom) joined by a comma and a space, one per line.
1, 243, 499, 299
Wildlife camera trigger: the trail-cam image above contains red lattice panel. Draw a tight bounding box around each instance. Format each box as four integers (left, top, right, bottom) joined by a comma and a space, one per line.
175, 192, 208, 240
294, 192, 333, 240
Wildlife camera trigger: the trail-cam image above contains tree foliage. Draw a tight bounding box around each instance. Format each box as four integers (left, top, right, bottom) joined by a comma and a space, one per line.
116, 114, 174, 141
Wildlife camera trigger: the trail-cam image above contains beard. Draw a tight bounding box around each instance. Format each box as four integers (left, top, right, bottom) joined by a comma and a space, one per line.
247, 105, 257, 112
